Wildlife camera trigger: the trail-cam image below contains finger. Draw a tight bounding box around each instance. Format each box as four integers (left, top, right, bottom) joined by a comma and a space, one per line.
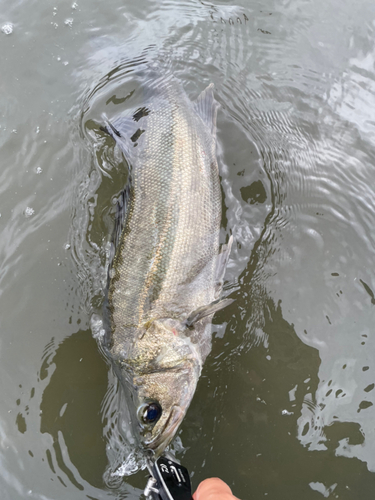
193, 478, 238, 500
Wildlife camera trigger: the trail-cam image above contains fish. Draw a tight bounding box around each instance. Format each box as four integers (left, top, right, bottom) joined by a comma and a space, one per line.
102, 76, 233, 457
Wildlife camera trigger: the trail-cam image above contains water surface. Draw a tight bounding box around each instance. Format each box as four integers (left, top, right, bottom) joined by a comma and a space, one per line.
1, 0, 375, 498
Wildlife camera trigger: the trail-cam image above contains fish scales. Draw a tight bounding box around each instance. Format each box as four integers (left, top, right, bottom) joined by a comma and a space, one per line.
109, 81, 221, 357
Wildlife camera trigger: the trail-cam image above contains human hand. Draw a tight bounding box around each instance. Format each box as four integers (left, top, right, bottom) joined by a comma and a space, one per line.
193, 478, 239, 500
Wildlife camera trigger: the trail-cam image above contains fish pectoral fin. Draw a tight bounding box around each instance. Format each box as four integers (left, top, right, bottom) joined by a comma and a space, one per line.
194, 83, 219, 137
215, 235, 234, 297
185, 298, 234, 327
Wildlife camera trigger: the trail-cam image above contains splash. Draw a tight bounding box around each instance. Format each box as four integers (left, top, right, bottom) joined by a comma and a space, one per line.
1, 23, 13, 35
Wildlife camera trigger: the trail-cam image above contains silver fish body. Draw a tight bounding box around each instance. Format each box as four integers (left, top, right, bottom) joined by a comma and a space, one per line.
104, 77, 232, 455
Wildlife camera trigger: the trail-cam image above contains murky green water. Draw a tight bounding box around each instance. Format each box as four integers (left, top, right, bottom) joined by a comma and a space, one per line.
2, 0, 375, 498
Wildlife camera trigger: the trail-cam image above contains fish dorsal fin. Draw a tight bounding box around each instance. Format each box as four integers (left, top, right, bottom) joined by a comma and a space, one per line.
185, 298, 234, 327
101, 114, 134, 266
194, 83, 219, 137
107, 183, 132, 273
114, 184, 131, 249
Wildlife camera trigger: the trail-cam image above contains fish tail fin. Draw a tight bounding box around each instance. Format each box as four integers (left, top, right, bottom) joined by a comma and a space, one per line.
101, 113, 135, 163
101, 115, 122, 137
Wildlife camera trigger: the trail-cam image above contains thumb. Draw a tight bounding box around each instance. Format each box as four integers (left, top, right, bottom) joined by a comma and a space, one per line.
193, 478, 239, 500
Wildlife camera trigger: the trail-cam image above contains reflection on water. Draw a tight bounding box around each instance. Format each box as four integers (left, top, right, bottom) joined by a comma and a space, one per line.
39, 330, 107, 489
1, 0, 375, 498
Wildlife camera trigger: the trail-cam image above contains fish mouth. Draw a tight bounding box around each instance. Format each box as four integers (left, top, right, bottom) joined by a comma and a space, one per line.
144, 405, 184, 455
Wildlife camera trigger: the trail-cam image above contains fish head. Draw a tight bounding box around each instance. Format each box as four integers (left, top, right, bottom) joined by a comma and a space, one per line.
118, 318, 201, 456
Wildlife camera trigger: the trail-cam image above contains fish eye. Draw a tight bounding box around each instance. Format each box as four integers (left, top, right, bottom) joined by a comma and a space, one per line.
138, 402, 162, 426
